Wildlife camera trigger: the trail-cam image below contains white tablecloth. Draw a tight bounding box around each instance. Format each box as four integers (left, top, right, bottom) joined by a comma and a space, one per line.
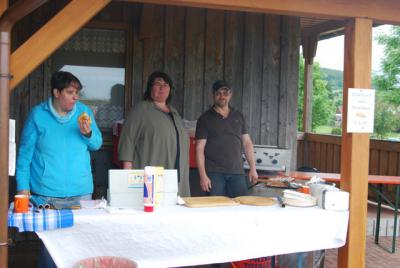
37, 204, 349, 268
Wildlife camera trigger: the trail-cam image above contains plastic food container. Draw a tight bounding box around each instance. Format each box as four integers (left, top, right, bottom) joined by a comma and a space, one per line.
73, 256, 137, 268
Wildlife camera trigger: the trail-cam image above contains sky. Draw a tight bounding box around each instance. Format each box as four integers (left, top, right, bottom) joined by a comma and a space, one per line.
314, 25, 392, 72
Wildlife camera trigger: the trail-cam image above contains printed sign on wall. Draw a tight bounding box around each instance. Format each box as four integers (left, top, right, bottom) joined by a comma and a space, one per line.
347, 88, 375, 133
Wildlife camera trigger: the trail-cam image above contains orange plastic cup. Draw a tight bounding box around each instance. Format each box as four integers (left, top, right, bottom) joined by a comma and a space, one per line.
14, 194, 29, 213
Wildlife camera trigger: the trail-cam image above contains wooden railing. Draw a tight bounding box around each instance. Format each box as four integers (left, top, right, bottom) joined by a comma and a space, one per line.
297, 133, 400, 200
297, 133, 400, 176
297, 133, 341, 173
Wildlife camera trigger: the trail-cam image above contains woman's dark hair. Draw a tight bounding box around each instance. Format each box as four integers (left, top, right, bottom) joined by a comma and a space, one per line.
143, 71, 173, 104
51, 71, 82, 97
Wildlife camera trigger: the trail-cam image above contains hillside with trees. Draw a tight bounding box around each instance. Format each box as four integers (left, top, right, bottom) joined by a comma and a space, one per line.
321, 67, 343, 90
321, 67, 343, 114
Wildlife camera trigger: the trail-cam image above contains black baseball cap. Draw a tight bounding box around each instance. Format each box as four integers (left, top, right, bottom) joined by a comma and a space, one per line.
212, 80, 231, 92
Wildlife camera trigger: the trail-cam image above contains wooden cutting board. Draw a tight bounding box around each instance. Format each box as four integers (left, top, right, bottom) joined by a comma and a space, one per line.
182, 196, 239, 208
234, 196, 276, 206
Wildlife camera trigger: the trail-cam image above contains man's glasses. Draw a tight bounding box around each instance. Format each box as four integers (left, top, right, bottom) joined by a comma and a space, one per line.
152, 82, 170, 89
214, 90, 231, 97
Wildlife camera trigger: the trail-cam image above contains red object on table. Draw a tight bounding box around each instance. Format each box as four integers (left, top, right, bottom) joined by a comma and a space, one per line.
189, 136, 197, 168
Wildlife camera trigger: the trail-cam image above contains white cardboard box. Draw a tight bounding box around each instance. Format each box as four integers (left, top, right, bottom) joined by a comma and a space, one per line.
9, 119, 15, 142
9, 119, 16, 176
9, 141, 15, 176
108, 169, 178, 208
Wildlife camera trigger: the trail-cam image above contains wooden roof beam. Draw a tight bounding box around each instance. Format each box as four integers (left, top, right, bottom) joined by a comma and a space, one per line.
120, 0, 400, 25
0, 0, 7, 17
9, 0, 112, 90
301, 35, 318, 64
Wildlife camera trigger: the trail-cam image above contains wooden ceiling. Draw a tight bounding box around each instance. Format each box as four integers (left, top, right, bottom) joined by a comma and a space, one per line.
300, 16, 346, 40
120, 0, 398, 41
300, 16, 383, 41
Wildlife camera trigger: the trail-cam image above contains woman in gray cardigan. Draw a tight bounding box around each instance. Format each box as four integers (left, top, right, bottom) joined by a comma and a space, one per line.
118, 71, 190, 197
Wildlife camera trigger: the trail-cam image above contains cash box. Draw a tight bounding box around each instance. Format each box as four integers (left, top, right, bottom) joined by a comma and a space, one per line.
107, 169, 178, 208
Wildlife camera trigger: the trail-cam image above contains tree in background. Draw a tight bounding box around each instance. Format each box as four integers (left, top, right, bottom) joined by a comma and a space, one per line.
374, 26, 400, 102
298, 57, 336, 131
374, 100, 396, 139
373, 26, 400, 137
321, 67, 343, 110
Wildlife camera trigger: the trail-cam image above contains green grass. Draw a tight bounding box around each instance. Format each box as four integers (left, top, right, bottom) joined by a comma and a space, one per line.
314, 125, 333, 134
312, 126, 400, 141
388, 132, 400, 138
371, 132, 400, 141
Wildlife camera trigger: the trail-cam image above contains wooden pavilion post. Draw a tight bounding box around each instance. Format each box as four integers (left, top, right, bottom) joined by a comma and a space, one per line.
338, 18, 372, 268
300, 35, 318, 168
0, 2, 9, 265
301, 34, 318, 133
0, 0, 7, 16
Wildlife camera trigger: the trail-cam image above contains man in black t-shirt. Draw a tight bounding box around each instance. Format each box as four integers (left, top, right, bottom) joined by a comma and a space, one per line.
195, 80, 258, 197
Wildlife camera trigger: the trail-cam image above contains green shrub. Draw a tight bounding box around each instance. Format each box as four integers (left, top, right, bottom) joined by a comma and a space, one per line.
331, 127, 342, 135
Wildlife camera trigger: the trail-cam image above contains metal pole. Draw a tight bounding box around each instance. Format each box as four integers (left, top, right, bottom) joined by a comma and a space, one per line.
375, 184, 382, 244
391, 185, 399, 253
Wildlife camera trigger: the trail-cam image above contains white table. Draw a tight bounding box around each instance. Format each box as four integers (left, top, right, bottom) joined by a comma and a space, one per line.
37, 204, 349, 268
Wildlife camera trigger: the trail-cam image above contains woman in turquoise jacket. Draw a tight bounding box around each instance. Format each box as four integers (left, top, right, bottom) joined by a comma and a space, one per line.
16, 71, 102, 209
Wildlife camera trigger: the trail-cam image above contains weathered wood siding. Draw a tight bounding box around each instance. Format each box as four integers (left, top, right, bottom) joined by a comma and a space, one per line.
9, 2, 300, 169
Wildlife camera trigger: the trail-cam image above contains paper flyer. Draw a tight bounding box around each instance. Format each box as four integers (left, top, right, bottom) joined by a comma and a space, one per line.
347, 88, 375, 133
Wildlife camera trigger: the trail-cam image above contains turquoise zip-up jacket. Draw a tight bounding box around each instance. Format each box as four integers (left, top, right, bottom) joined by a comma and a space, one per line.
16, 100, 102, 197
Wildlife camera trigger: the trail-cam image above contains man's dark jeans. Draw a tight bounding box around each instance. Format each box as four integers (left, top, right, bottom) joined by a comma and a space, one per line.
207, 172, 248, 198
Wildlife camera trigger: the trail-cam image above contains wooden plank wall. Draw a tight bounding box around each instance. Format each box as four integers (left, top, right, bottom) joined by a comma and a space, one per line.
9, 1, 300, 168
129, 4, 300, 170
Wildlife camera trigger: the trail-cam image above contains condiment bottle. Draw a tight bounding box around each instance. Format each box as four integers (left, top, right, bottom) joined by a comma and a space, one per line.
144, 166, 155, 212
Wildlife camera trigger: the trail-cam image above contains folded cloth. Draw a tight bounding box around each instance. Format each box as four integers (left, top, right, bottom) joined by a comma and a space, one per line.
8, 204, 74, 232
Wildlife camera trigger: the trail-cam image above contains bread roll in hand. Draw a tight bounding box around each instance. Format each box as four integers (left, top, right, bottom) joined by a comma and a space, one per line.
78, 112, 92, 124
